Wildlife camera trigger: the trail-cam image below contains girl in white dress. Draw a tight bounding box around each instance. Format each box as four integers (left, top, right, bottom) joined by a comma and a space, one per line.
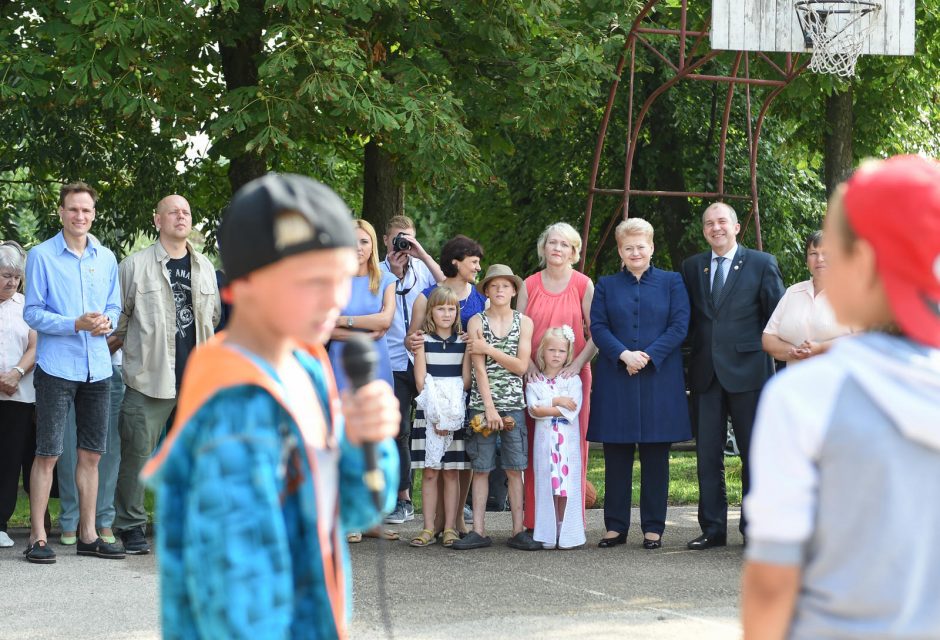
526, 325, 586, 549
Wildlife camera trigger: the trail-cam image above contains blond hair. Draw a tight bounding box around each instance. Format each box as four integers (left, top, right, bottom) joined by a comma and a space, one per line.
355, 219, 382, 294
536, 222, 582, 267
614, 217, 655, 245
536, 326, 574, 372
386, 215, 415, 234
423, 286, 462, 334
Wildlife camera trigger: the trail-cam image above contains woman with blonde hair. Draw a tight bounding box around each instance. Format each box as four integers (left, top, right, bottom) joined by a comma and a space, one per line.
328, 219, 398, 391
329, 219, 399, 543
517, 222, 598, 533
588, 218, 691, 549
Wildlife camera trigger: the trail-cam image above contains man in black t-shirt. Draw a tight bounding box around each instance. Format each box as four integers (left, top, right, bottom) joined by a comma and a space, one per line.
111, 195, 220, 554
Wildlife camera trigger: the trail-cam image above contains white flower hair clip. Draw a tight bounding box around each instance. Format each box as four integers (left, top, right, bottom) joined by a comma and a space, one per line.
560, 324, 575, 344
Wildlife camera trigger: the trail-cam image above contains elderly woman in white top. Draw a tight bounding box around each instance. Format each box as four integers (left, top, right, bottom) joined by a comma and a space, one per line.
762, 231, 851, 362
0, 241, 37, 549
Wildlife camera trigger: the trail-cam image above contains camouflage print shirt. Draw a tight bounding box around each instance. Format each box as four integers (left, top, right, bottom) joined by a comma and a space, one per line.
469, 310, 525, 412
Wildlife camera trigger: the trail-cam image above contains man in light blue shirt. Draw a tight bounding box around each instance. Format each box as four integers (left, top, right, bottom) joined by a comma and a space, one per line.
22, 182, 124, 564
379, 215, 443, 524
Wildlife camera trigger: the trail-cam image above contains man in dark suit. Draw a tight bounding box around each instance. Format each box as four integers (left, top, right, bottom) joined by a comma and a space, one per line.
680, 203, 785, 550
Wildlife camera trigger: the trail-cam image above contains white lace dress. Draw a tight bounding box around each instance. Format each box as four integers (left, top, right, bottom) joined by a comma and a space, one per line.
415, 374, 466, 469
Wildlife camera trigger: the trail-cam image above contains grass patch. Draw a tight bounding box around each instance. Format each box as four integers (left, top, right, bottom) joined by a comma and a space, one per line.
409, 449, 741, 512
9, 450, 741, 526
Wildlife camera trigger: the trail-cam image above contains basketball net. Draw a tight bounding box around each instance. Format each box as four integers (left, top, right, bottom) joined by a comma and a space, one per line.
795, 1, 882, 77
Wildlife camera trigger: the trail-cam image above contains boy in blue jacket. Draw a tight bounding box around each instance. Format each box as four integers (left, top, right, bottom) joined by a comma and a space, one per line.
143, 174, 399, 639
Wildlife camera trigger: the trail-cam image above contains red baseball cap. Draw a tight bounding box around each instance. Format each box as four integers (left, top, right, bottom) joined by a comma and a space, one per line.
843, 154, 940, 348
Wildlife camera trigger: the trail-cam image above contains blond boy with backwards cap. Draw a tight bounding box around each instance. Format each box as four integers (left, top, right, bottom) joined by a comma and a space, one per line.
742, 155, 940, 639
141, 174, 399, 640
453, 264, 541, 551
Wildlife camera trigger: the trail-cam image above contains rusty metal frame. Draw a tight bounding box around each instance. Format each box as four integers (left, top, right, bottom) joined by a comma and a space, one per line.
580, 0, 810, 272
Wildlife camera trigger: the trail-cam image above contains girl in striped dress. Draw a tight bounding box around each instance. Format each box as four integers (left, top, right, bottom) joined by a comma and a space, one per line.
410, 286, 471, 547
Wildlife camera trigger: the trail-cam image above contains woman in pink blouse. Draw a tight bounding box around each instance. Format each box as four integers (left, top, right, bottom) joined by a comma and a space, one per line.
517, 223, 597, 531
762, 231, 852, 363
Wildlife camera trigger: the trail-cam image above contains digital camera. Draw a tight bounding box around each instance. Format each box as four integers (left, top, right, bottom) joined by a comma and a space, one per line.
392, 232, 411, 252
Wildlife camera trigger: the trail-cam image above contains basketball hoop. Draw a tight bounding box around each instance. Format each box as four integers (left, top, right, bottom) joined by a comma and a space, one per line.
795, 1, 882, 77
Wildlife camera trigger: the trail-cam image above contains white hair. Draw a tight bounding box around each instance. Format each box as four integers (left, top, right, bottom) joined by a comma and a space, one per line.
0, 241, 26, 274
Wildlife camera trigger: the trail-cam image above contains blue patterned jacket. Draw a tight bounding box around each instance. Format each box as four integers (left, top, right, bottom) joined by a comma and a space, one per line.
142, 338, 398, 639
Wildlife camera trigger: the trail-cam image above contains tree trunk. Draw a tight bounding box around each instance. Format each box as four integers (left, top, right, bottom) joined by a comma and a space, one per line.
362, 139, 404, 234
216, 0, 267, 194
646, 90, 696, 271
824, 84, 854, 197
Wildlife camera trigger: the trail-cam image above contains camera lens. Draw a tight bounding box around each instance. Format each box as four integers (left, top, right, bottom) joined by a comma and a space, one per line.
393, 233, 411, 252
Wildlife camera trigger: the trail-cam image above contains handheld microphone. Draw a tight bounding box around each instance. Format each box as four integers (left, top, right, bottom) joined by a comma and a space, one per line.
341, 335, 386, 511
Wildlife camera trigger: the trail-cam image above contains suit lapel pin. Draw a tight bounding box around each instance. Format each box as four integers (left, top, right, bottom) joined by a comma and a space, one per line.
704, 267, 709, 273
733, 265, 740, 271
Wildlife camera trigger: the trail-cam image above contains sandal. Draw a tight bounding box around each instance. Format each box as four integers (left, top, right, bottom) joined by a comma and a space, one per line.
362, 528, 400, 541
346, 532, 363, 544
441, 529, 460, 548
410, 529, 437, 547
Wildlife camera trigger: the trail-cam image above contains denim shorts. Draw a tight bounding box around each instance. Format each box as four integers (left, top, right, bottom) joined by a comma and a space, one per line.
33, 366, 111, 457
465, 409, 527, 472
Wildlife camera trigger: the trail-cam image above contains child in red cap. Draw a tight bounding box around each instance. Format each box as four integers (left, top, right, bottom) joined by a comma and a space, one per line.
742, 155, 940, 639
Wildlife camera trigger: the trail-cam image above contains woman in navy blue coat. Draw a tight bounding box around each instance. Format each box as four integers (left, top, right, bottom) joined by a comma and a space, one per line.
588, 218, 691, 549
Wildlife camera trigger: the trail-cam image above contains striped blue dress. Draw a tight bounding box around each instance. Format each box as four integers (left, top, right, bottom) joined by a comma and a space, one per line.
410, 333, 470, 470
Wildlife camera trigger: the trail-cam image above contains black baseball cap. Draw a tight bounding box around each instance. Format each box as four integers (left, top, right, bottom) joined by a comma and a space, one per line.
219, 173, 357, 282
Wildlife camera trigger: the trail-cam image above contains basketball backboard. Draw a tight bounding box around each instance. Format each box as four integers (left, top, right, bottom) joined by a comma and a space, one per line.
711, 0, 915, 55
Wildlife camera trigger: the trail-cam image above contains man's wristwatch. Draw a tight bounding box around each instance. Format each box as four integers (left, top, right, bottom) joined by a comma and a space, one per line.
346, 316, 354, 329
12, 366, 25, 378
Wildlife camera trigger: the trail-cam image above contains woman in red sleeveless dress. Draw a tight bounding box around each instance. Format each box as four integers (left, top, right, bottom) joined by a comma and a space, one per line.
517, 223, 597, 530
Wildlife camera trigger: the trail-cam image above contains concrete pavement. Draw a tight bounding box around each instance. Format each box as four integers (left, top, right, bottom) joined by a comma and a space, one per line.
1, 506, 744, 639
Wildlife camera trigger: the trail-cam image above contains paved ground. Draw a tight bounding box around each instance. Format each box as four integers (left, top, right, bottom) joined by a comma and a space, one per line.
1, 507, 744, 639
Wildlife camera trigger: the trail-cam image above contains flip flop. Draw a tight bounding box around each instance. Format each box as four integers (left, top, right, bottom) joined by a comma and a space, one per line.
346, 532, 363, 544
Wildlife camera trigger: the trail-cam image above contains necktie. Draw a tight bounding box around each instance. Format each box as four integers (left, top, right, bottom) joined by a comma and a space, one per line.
712, 256, 725, 304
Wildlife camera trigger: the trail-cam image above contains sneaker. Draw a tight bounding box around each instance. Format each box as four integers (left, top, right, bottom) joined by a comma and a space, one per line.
507, 530, 542, 551
0, 531, 13, 548
451, 531, 492, 550
23, 540, 56, 564
402, 500, 415, 522
383, 500, 408, 525
77, 537, 126, 559
120, 526, 151, 555
463, 504, 474, 524
60, 531, 77, 546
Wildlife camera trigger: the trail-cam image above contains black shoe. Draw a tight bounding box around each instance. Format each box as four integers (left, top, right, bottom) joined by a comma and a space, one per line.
597, 532, 627, 548
120, 526, 151, 555
687, 533, 727, 550
24, 540, 57, 564
643, 534, 663, 550
451, 531, 492, 550
507, 531, 541, 551
77, 537, 126, 559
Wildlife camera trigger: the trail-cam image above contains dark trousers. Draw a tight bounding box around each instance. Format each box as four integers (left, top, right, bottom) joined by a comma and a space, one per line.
602, 442, 671, 536
692, 376, 760, 536
392, 365, 418, 494
0, 400, 34, 531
